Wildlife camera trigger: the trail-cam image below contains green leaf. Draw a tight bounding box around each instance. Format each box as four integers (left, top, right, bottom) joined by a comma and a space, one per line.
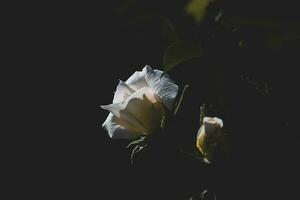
163, 40, 203, 72
185, 0, 212, 23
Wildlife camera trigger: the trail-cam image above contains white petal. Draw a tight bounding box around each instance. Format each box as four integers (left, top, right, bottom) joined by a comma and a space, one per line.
101, 103, 123, 118
203, 117, 223, 128
201, 117, 223, 148
121, 87, 163, 134
102, 113, 140, 139
101, 87, 163, 136
113, 80, 135, 103
142, 65, 178, 110
196, 125, 206, 155
125, 70, 148, 91
101, 103, 146, 133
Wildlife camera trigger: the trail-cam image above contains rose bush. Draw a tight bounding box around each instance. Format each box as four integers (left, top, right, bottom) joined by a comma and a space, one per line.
196, 117, 224, 163
101, 65, 178, 139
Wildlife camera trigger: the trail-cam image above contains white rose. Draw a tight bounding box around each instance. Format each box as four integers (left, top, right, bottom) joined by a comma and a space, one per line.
101, 65, 179, 139
196, 117, 223, 163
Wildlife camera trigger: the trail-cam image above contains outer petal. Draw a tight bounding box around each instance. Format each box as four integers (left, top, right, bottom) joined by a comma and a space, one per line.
142, 65, 178, 110
101, 103, 146, 133
113, 80, 135, 103
196, 125, 206, 155
101, 87, 163, 136
125, 70, 148, 91
102, 113, 140, 139
203, 117, 223, 128
197, 117, 223, 143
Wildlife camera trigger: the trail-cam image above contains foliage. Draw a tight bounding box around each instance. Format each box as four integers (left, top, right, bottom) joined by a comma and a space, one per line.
185, 0, 212, 23
163, 40, 203, 72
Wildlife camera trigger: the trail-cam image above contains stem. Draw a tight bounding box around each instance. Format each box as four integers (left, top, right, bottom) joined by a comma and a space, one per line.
174, 84, 189, 115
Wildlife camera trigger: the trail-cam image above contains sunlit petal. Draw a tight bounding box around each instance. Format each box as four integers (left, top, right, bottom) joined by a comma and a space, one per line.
143, 65, 178, 110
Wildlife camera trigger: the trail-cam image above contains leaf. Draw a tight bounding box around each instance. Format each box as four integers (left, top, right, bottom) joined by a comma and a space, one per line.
163, 40, 203, 72
185, 0, 213, 23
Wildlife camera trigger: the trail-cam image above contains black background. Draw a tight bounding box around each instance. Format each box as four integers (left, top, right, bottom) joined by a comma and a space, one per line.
19, 1, 300, 199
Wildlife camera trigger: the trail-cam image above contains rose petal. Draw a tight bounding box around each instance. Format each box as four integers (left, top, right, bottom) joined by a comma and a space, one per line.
102, 113, 140, 139
125, 70, 148, 91
143, 65, 178, 110
101, 87, 163, 135
196, 125, 206, 155
101, 103, 146, 133
201, 117, 223, 143
121, 87, 163, 134
113, 80, 135, 103
203, 117, 223, 128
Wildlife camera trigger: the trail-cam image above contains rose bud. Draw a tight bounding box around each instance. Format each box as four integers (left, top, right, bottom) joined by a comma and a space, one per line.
196, 117, 224, 163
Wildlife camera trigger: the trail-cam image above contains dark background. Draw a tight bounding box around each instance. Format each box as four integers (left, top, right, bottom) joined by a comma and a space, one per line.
21, 0, 300, 199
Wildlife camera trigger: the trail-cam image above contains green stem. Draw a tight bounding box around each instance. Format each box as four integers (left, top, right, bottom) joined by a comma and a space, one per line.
174, 84, 189, 115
